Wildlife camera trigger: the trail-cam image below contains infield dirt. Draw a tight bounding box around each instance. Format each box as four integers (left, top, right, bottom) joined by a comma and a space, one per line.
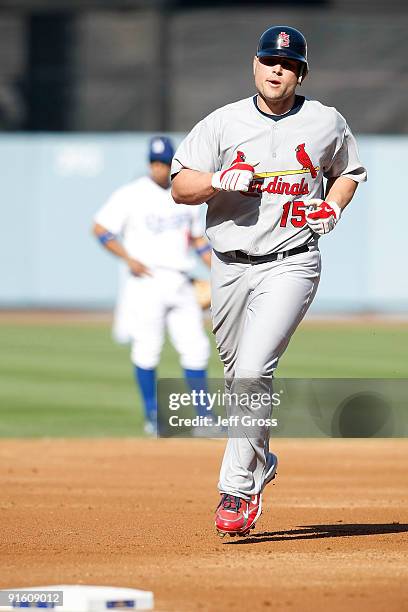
1, 439, 407, 611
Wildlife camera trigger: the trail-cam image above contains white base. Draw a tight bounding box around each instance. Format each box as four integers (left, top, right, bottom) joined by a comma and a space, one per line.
0, 585, 154, 611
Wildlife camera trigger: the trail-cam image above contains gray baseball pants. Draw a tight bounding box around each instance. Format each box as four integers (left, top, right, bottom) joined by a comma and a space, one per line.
211, 244, 321, 499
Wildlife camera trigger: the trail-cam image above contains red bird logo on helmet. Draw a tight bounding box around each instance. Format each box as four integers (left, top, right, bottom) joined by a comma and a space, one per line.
278, 32, 290, 48
295, 143, 317, 178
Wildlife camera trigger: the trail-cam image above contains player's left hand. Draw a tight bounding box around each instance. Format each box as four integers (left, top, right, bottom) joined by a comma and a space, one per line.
305, 199, 342, 235
126, 257, 152, 277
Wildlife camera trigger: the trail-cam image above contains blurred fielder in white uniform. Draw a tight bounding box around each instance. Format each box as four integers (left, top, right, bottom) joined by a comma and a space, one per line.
93, 136, 211, 434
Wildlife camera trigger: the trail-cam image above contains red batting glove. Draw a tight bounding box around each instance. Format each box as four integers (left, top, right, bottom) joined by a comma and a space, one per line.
305, 199, 342, 235
212, 161, 255, 192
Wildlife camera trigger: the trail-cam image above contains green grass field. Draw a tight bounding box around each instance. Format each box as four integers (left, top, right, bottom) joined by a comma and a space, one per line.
0, 320, 407, 437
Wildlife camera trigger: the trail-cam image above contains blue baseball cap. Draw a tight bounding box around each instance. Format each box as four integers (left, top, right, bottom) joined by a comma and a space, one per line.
148, 136, 174, 165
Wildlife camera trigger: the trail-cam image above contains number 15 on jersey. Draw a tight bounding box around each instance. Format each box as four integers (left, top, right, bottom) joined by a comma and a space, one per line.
280, 200, 308, 228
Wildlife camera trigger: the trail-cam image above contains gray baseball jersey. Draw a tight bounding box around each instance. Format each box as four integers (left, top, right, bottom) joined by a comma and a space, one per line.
172, 95, 367, 254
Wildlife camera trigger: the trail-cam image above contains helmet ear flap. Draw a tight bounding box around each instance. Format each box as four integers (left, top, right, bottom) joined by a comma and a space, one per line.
297, 64, 307, 85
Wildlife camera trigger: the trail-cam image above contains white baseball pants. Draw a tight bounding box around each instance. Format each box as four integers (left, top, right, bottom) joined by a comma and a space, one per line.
115, 269, 210, 370
211, 245, 321, 499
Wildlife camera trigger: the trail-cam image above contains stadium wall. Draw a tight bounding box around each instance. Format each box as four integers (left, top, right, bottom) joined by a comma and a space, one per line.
0, 133, 406, 313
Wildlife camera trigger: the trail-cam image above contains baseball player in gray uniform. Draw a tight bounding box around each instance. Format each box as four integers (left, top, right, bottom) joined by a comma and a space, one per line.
171, 26, 367, 537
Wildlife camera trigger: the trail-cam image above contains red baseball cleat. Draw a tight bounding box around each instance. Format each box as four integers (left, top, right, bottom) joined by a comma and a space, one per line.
215, 453, 278, 537
215, 493, 262, 537
215, 494, 249, 536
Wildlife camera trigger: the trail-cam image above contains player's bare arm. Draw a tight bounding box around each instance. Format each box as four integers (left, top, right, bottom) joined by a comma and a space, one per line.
325, 176, 358, 211
172, 169, 216, 205
92, 222, 152, 277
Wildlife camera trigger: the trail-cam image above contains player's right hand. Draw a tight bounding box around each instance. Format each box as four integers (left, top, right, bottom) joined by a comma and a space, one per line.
126, 257, 152, 277
305, 199, 341, 235
211, 161, 255, 192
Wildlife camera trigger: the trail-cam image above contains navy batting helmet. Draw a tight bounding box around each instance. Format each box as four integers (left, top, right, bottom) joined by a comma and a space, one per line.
257, 26, 308, 77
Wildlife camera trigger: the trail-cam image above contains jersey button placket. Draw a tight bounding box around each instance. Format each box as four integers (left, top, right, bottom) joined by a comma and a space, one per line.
271, 125, 278, 159
249, 126, 276, 256
252, 127, 277, 255
265, 125, 279, 250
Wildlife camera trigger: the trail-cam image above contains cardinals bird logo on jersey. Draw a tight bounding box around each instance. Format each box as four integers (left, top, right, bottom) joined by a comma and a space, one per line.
232, 150, 260, 168
240, 145, 319, 197
234, 151, 246, 163
295, 143, 317, 178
